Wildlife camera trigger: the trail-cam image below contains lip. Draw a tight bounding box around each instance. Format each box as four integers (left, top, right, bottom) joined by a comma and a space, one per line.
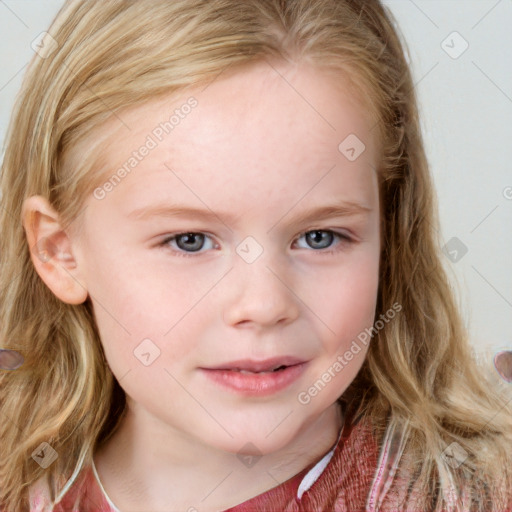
204, 356, 307, 372
200, 362, 308, 397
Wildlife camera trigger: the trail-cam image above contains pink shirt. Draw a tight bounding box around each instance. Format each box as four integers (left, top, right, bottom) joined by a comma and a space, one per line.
28, 409, 384, 511
27, 408, 512, 511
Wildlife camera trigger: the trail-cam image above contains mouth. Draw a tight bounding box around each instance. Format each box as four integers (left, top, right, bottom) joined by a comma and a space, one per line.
202, 356, 307, 373
200, 359, 309, 396
220, 365, 290, 375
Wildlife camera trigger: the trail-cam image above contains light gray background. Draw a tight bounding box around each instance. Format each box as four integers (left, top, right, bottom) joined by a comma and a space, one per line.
1, 1, 511, 358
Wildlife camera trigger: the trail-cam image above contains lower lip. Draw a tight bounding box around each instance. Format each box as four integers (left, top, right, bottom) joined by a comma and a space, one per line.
200, 363, 308, 397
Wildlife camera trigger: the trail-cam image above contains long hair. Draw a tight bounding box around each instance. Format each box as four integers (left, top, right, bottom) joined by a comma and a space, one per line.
1, 1, 511, 510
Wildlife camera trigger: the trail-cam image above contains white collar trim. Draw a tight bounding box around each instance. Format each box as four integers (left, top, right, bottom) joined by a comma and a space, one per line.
296, 419, 345, 500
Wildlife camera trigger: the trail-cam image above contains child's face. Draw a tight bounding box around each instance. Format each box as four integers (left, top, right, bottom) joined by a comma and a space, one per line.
70, 60, 381, 454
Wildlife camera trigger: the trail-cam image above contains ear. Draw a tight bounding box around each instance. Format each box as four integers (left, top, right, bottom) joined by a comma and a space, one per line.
21, 195, 88, 305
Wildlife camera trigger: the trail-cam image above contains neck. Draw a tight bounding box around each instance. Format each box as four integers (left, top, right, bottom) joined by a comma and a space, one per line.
93, 400, 344, 511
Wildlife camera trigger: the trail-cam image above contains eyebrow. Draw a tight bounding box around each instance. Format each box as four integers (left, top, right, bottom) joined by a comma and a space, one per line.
127, 201, 372, 227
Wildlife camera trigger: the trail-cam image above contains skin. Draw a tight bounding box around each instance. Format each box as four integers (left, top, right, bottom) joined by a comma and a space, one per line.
23, 59, 381, 511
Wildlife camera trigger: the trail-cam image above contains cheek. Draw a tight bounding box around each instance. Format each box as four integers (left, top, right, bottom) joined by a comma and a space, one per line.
85, 251, 209, 373
311, 253, 379, 355
302, 257, 378, 402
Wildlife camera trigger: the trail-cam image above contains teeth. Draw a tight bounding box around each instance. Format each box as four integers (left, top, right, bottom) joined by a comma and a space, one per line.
239, 369, 272, 374
234, 367, 286, 374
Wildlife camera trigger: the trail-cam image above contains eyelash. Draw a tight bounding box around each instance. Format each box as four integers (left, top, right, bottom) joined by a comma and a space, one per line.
157, 229, 354, 258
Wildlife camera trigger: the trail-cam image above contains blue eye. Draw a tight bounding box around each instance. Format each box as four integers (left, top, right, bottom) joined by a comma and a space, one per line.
295, 230, 346, 251
160, 232, 216, 255
159, 229, 353, 258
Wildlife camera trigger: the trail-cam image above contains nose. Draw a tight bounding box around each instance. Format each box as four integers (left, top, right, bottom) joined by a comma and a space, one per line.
222, 255, 300, 330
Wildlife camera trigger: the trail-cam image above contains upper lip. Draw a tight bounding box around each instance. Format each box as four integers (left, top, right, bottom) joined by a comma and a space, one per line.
203, 356, 307, 372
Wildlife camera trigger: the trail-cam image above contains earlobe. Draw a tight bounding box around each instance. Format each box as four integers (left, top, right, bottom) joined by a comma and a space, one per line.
21, 195, 88, 305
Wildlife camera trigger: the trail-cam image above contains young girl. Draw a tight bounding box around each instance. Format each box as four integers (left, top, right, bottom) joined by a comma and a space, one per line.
1, 0, 511, 510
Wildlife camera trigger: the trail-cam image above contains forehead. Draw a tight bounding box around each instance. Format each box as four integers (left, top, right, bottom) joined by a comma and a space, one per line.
83, 60, 380, 214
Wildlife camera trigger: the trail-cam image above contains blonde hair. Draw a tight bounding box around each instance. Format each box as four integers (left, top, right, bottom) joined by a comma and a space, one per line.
1, 0, 510, 510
